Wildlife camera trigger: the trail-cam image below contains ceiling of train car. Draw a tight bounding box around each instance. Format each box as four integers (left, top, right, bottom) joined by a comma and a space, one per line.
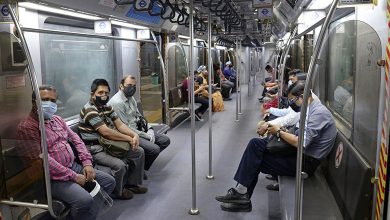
29, 0, 327, 45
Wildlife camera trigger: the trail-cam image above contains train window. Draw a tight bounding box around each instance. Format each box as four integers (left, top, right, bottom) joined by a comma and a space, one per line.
326, 20, 382, 165
0, 33, 47, 204
41, 34, 115, 119
327, 21, 355, 125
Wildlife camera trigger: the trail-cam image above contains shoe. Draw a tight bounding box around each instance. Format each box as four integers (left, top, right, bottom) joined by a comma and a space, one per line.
265, 174, 277, 181
143, 172, 148, 180
258, 97, 264, 102
220, 202, 252, 212
265, 183, 279, 191
127, 185, 148, 194
223, 98, 232, 101
215, 188, 250, 204
117, 188, 134, 200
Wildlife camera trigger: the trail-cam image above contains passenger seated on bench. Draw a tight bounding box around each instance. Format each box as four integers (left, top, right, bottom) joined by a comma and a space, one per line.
181, 72, 209, 119
259, 65, 277, 102
18, 85, 115, 220
79, 79, 147, 200
108, 75, 171, 172
223, 61, 237, 92
214, 63, 233, 100
215, 81, 337, 212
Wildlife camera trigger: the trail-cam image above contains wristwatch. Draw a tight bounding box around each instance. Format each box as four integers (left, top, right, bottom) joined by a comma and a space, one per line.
276, 129, 281, 138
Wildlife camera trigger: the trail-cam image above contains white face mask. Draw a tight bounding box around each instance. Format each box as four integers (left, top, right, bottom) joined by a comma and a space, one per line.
288, 80, 293, 87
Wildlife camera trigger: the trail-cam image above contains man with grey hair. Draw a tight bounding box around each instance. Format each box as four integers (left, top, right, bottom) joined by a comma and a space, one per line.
108, 75, 170, 173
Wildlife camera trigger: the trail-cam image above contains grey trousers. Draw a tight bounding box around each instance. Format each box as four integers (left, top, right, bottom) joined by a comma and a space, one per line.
139, 133, 170, 170
92, 147, 145, 196
51, 163, 115, 220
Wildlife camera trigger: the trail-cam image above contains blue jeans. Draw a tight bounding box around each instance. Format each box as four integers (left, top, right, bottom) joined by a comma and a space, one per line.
51, 163, 115, 220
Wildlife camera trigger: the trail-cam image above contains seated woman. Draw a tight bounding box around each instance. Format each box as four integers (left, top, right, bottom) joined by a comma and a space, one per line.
197, 65, 224, 112
181, 71, 209, 119
214, 63, 234, 100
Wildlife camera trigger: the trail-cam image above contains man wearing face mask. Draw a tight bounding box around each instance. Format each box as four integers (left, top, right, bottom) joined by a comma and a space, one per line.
18, 85, 116, 220
215, 81, 337, 212
108, 75, 171, 173
79, 79, 147, 200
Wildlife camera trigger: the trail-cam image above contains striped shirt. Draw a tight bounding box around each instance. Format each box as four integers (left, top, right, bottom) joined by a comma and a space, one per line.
79, 100, 119, 142
18, 112, 93, 182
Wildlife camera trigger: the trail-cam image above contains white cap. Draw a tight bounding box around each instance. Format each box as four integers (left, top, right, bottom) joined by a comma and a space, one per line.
197, 65, 206, 73
226, 61, 232, 65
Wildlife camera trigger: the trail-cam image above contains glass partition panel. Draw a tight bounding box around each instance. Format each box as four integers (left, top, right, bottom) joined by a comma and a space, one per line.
167, 43, 188, 89
0, 32, 47, 204
41, 33, 115, 119
139, 42, 163, 123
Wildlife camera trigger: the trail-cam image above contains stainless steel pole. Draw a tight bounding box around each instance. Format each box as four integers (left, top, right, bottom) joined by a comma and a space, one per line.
151, 32, 170, 124
235, 40, 239, 121
238, 41, 242, 114
188, 0, 199, 215
206, 10, 214, 180
294, 0, 339, 219
8, 4, 56, 217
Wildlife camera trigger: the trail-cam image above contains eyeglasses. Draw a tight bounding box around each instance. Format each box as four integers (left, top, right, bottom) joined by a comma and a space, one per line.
288, 96, 299, 104
41, 98, 57, 103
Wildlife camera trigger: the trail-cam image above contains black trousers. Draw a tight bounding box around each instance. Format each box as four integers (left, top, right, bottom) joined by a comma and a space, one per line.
195, 96, 209, 114
233, 138, 320, 198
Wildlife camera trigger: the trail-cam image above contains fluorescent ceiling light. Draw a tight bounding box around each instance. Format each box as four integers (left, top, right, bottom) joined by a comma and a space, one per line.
18, 2, 101, 20
110, 20, 148, 30
306, 0, 331, 10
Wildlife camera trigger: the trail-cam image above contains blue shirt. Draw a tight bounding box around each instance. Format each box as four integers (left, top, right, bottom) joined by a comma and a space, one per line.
295, 100, 337, 160
223, 66, 235, 78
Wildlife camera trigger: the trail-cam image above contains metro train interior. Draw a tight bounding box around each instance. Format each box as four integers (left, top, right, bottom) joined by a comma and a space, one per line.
0, 0, 389, 219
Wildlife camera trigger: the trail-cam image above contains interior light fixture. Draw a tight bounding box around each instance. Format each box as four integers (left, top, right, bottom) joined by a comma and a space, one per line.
110, 20, 149, 29
18, 2, 102, 20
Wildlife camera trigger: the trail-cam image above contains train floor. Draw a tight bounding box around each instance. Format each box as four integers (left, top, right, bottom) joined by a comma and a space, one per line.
98, 84, 281, 220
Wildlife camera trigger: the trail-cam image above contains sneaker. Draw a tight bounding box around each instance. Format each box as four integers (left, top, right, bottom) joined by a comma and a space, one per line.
143, 172, 148, 180
117, 188, 133, 200
258, 97, 264, 102
265, 174, 277, 181
223, 98, 232, 101
220, 201, 252, 212
265, 183, 279, 191
127, 185, 148, 194
215, 188, 250, 204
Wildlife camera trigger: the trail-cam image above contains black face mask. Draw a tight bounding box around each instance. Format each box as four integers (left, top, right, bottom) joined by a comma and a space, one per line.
123, 85, 136, 97
95, 95, 109, 106
289, 98, 301, 112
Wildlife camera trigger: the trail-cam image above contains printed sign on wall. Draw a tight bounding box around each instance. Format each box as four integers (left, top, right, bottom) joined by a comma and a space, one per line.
258, 7, 273, 19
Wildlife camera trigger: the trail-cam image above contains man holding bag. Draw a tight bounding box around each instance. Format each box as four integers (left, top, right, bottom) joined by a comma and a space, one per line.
215, 81, 337, 212
108, 75, 170, 173
79, 79, 147, 200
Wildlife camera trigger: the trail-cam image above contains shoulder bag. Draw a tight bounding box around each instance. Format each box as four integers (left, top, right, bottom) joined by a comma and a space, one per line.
98, 136, 130, 158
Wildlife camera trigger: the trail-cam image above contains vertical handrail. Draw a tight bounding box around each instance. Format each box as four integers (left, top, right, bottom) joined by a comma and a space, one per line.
294, 0, 339, 219
238, 42, 242, 114
188, 0, 199, 215
151, 32, 170, 124
7, 4, 56, 217
235, 40, 239, 121
278, 27, 298, 106
206, 10, 214, 180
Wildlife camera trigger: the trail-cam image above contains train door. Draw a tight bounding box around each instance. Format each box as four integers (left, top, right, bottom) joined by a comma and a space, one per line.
314, 19, 382, 220
139, 40, 164, 123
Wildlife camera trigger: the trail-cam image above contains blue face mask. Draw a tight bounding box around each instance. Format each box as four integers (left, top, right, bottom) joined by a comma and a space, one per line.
41, 101, 57, 120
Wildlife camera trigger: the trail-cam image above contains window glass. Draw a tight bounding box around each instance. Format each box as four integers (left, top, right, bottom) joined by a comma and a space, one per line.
0, 32, 47, 204
41, 33, 114, 119
327, 21, 355, 124
139, 42, 163, 123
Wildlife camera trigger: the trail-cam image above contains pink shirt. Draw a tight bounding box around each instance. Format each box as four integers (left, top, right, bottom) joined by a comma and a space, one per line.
18, 112, 93, 182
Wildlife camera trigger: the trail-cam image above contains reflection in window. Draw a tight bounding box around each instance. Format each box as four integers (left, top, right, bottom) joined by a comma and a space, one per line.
327, 22, 355, 124
42, 34, 114, 119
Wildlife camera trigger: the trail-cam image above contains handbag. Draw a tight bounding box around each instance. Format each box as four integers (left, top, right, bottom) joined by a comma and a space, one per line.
136, 116, 149, 132
266, 127, 297, 156
98, 136, 130, 158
